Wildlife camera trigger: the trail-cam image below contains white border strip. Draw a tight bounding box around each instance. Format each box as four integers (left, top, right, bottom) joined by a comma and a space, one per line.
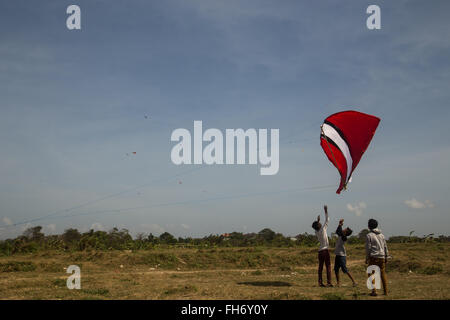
322, 123, 353, 183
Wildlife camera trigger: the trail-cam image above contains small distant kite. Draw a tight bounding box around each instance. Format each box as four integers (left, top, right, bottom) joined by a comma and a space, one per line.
178, 181, 182, 184
320, 110, 380, 194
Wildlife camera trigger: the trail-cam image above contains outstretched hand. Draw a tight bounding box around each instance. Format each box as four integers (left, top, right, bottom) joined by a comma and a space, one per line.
324, 205, 328, 213
317, 215, 320, 222
339, 219, 344, 225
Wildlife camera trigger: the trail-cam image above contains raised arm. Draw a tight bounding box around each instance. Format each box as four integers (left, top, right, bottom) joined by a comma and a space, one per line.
336, 219, 344, 236
323, 205, 329, 228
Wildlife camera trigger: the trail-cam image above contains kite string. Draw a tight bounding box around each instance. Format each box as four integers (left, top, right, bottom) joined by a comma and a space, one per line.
48, 183, 337, 221
0, 121, 324, 233
0, 183, 336, 232
0, 165, 207, 232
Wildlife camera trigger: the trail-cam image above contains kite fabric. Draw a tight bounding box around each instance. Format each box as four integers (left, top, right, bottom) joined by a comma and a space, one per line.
320, 110, 380, 194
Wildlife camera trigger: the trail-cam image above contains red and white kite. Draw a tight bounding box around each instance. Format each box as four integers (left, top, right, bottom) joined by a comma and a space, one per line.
320, 110, 380, 194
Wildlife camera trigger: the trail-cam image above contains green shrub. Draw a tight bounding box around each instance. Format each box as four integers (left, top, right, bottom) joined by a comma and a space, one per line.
387, 260, 422, 273
270, 292, 310, 300
81, 288, 110, 296
279, 265, 292, 271
39, 262, 64, 272
419, 265, 443, 275
0, 261, 37, 272
52, 278, 67, 287
163, 285, 197, 295
321, 293, 346, 300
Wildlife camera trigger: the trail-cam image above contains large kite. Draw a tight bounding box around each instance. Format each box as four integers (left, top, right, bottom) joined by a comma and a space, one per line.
320, 110, 380, 194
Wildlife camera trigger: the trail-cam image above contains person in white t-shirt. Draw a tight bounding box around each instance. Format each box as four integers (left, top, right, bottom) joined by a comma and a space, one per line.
312, 205, 333, 287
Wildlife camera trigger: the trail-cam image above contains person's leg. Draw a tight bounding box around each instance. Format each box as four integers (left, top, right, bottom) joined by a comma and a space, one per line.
346, 272, 357, 286
325, 250, 332, 286
379, 259, 388, 295
318, 251, 325, 286
341, 256, 356, 286
334, 256, 340, 286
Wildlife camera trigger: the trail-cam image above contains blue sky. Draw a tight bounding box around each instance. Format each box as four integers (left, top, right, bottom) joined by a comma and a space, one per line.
1, 0, 449, 239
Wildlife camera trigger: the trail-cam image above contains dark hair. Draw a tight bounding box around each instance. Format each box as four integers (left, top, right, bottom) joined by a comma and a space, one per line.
312, 221, 320, 231
368, 219, 378, 230
346, 228, 353, 236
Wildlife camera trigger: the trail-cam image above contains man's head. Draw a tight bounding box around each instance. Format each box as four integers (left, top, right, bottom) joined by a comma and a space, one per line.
368, 219, 378, 230
312, 221, 321, 231
344, 227, 353, 237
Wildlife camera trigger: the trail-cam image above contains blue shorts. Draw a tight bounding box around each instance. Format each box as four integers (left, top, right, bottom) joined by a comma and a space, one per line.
334, 255, 348, 273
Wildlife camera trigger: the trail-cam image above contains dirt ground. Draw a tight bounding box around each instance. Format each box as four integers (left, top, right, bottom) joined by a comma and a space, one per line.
1, 243, 449, 300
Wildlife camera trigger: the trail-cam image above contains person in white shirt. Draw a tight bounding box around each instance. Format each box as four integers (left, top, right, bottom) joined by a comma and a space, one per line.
312, 205, 333, 287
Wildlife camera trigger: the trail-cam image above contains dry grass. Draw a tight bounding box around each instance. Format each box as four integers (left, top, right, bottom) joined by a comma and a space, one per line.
0, 243, 448, 300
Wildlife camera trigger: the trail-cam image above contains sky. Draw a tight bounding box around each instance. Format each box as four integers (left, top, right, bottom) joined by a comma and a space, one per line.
0, 0, 449, 239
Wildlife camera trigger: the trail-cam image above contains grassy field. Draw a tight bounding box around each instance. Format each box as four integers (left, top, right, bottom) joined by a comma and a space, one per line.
0, 243, 449, 300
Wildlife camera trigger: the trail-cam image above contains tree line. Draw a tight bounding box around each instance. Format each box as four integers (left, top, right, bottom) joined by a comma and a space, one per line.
0, 226, 448, 255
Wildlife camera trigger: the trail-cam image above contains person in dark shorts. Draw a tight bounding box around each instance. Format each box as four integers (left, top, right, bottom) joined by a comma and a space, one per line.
334, 219, 357, 287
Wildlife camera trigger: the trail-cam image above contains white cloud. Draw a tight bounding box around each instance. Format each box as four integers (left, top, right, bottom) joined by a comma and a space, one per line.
346, 202, 367, 217
425, 200, 435, 208
404, 198, 434, 209
141, 223, 165, 235
2, 217, 12, 226
45, 224, 56, 233
90, 222, 105, 231
21, 223, 32, 232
